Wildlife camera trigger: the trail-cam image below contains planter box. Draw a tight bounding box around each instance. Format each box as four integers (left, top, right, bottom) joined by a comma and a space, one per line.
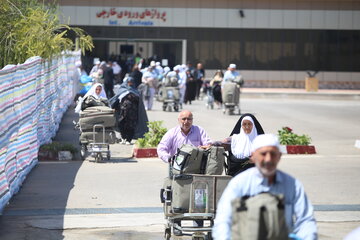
286, 145, 316, 154
38, 150, 58, 161
58, 151, 73, 161
133, 147, 158, 158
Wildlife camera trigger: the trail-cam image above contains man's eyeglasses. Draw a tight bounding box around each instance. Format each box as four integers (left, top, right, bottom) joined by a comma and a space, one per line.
181, 117, 193, 121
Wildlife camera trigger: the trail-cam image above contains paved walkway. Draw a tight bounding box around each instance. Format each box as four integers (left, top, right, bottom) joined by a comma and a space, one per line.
1, 89, 359, 240
241, 88, 360, 100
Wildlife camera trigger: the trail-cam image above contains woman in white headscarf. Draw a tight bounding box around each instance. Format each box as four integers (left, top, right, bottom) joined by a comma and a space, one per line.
230, 116, 258, 158
75, 83, 108, 113
84, 83, 107, 99
220, 113, 265, 176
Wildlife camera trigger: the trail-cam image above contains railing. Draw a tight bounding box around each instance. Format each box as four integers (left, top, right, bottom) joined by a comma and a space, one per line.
0, 52, 80, 213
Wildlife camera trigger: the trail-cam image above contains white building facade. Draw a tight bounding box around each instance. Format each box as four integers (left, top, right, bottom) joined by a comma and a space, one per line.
56, 0, 360, 89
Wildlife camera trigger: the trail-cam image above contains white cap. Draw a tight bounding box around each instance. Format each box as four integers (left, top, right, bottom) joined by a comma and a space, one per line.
164, 66, 170, 73
173, 65, 180, 71
229, 63, 236, 69
93, 58, 100, 65
251, 134, 280, 153
156, 62, 161, 66
75, 61, 82, 67
150, 61, 156, 67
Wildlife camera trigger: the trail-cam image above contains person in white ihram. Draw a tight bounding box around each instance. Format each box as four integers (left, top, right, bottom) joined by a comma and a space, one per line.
222, 63, 240, 88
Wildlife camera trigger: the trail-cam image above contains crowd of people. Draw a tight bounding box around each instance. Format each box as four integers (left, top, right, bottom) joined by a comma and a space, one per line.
74, 58, 149, 145
73, 56, 360, 240
75, 56, 244, 113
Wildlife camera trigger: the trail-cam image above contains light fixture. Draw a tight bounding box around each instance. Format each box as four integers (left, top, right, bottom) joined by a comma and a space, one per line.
239, 10, 245, 18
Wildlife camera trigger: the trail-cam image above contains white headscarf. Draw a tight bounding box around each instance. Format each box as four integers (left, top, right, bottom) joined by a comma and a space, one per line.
84, 83, 107, 99
75, 83, 107, 113
231, 116, 258, 158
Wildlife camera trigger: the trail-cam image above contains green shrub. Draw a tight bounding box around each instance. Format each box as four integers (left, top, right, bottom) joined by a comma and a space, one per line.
0, 0, 93, 68
135, 121, 167, 148
277, 127, 311, 146
40, 141, 78, 154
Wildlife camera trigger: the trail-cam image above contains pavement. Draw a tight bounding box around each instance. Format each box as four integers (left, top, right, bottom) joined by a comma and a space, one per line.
241, 88, 360, 100
0, 87, 359, 240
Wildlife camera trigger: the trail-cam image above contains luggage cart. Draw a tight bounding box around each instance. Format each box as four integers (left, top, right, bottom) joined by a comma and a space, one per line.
222, 82, 241, 115
80, 124, 111, 162
161, 175, 215, 240
164, 213, 214, 240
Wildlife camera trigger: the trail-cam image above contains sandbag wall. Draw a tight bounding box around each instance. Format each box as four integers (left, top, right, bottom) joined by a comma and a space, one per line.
0, 52, 80, 212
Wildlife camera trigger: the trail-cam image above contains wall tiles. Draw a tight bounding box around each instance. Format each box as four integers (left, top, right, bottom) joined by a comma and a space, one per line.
296, 10, 311, 29
324, 11, 339, 29
213, 9, 228, 28
255, 9, 270, 28
269, 10, 283, 28
241, 9, 257, 28
311, 10, 325, 29
339, 11, 353, 29
283, 10, 297, 29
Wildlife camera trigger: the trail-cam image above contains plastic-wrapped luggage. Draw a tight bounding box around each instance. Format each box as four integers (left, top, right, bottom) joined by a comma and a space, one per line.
171, 144, 225, 176
78, 106, 116, 145
163, 87, 180, 101
162, 174, 231, 216
222, 82, 240, 105
79, 106, 115, 131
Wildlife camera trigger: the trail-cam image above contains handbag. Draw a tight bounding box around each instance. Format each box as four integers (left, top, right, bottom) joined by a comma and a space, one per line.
225, 152, 254, 176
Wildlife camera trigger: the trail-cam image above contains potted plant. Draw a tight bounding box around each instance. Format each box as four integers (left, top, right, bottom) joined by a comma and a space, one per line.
277, 127, 316, 154
38, 142, 78, 161
133, 121, 167, 158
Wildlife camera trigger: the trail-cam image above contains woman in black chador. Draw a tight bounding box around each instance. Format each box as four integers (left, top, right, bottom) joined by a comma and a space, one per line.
184, 69, 196, 104
221, 113, 265, 176
109, 77, 148, 145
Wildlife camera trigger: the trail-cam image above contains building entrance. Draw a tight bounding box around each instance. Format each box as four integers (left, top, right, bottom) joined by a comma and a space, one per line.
88, 38, 184, 70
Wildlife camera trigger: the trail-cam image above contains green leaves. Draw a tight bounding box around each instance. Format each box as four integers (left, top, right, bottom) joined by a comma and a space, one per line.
40, 141, 78, 154
135, 121, 168, 148
277, 127, 311, 146
0, 0, 94, 68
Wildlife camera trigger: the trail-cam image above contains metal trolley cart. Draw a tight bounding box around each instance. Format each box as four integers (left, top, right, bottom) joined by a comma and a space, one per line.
84, 124, 111, 162
161, 173, 231, 240
222, 77, 242, 115
76, 106, 116, 162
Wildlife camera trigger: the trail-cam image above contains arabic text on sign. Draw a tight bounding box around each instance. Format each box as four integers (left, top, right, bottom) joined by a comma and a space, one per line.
96, 8, 167, 22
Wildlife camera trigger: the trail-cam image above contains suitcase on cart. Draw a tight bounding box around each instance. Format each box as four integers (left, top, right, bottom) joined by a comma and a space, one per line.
161, 174, 231, 216
79, 106, 114, 117
79, 106, 115, 131
161, 174, 231, 240
222, 82, 240, 105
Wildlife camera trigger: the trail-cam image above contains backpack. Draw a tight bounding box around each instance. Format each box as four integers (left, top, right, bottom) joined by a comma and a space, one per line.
231, 192, 289, 240
170, 144, 225, 176
225, 153, 255, 177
